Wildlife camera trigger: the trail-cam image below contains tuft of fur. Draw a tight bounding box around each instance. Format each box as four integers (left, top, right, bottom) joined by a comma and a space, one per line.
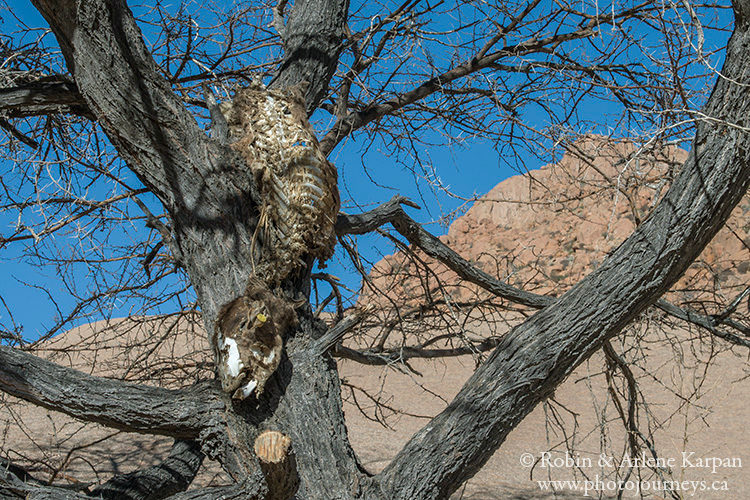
221, 81, 339, 285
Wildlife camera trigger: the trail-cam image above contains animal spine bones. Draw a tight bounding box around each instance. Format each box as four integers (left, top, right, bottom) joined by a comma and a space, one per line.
220, 81, 339, 285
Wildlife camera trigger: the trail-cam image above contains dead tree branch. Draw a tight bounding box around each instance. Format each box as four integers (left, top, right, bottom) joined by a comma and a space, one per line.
338, 197, 750, 349
90, 440, 204, 500
0, 346, 223, 438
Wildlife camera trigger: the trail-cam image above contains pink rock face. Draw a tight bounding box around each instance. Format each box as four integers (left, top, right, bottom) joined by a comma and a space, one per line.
361, 136, 749, 308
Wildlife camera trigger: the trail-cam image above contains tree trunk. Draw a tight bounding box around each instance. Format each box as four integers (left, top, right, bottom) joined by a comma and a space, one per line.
28, 0, 366, 497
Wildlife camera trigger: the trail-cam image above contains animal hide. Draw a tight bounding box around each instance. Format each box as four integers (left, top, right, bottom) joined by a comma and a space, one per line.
216, 278, 298, 399
220, 82, 339, 285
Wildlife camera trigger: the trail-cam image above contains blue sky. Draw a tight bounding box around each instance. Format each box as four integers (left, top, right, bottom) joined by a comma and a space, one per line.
0, 1, 731, 341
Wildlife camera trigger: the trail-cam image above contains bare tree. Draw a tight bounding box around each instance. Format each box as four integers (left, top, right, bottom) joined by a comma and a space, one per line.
0, 0, 748, 499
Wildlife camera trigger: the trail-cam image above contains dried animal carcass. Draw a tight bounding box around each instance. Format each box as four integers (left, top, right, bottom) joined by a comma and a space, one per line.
216, 278, 298, 399
220, 82, 339, 285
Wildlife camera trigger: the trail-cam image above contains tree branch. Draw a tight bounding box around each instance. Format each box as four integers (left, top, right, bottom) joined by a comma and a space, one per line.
319, 1, 656, 154
0, 346, 223, 438
334, 337, 501, 365
337, 197, 750, 348
0, 458, 89, 499
0, 76, 92, 119
270, 0, 350, 112
0, 117, 39, 148
335, 195, 420, 235
337, 195, 554, 309
654, 299, 750, 348
0, 482, 85, 500
90, 440, 204, 500
309, 310, 369, 356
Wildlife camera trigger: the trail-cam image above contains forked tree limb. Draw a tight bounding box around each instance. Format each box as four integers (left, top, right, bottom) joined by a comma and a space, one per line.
22, 2, 366, 496
0, 346, 223, 438
24, 0, 350, 327
335, 195, 421, 235
337, 197, 749, 348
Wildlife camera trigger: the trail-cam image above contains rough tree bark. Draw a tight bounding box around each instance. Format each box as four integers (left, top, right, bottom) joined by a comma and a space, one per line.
0, 0, 748, 499
0, 76, 91, 118
270, 0, 350, 113
90, 440, 205, 500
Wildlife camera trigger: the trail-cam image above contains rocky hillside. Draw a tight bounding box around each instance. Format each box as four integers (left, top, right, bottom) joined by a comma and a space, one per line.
363, 136, 749, 309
